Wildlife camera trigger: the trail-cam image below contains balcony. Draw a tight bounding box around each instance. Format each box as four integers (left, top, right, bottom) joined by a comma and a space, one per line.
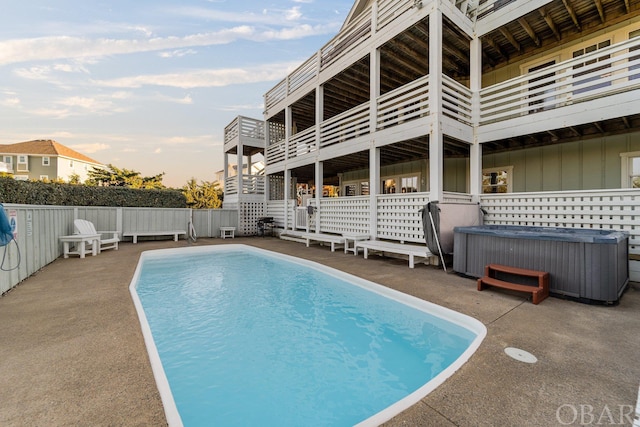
224, 175, 266, 196
224, 116, 265, 155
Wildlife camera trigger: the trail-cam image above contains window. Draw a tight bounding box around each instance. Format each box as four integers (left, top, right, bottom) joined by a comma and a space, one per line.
343, 181, 369, 196
528, 60, 557, 113
3, 156, 11, 165
482, 167, 512, 193
621, 152, 640, 188
382, 178, 396, 194
572, 40, 611, 94
42, 156, 50, 166
17, 155, 28, 172
382, 174, 420, 194
39, 175, 49, 181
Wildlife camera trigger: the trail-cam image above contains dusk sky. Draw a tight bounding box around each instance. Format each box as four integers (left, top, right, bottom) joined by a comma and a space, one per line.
0, 0, 354, 187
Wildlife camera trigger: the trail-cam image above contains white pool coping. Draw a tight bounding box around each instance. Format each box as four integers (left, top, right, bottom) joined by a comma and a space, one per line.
129, 244, 487, 427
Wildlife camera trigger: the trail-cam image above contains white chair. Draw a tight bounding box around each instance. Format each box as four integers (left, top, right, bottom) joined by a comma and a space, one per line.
74, 219, 119, 252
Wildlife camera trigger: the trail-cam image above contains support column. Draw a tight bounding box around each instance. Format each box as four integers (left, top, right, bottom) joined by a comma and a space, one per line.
314, 160, 323, 233
284, 169, 291, 230
470, 36, 483, 201
285, 106, 292, 160
237, 140, 244, 197
369, 146, 380, 239
223, 152, 229, 187
429, 9, 444, 202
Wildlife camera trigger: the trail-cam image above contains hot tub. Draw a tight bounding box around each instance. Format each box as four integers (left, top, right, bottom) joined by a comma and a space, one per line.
453, 225, 629, 303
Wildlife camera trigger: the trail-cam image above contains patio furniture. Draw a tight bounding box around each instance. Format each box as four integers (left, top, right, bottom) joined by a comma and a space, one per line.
220, 227, 236, 239
74, 219, 119, 252
60, 234, 100, 258
301, 232, 345, 252
257, 217, 274, 237
355, 240, 435, 268
123, 230, 186, 243
342, 233, 370, 255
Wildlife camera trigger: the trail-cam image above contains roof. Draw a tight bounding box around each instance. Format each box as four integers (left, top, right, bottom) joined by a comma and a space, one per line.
0, 140, 102, 165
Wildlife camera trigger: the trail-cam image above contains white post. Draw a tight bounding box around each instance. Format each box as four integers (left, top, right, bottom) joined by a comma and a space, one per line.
470, 36, 483, 201
369, 145, 380, 239
284, 169, 291, 230
315, 160, 323, 233
429, 9, 444, 202
237, 137, 244, 196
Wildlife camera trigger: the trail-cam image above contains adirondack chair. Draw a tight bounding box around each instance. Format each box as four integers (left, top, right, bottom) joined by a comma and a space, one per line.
74, 219, 119, 252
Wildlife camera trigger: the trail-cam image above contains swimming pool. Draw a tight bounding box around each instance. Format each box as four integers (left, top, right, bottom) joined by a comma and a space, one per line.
130, 245, 486, 426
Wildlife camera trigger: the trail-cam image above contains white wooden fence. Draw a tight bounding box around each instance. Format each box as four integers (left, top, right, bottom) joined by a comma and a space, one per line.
0, 205, 238, 295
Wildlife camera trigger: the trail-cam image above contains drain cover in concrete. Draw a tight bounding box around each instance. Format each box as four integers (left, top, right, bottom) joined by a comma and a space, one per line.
504, 347, 537, 363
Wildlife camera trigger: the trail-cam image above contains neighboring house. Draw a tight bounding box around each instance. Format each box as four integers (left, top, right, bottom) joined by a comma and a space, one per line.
224, 0, 640, 280
0, 140, 104, 183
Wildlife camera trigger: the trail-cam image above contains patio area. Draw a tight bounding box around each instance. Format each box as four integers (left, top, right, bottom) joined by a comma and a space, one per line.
0, 237, 638, 426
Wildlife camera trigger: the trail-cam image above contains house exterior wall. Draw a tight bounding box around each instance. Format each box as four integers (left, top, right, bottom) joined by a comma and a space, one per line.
482, 131, 640, 192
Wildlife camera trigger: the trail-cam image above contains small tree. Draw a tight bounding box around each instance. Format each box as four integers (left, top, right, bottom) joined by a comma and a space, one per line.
86, 164, 165, 189
182, 179, 222, 209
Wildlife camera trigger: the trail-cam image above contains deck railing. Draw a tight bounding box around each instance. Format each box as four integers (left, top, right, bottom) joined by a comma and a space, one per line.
224, 175, 266, 195
266, 140, 286, 164
480, 37, 640, 125
377, 76, 430, 130
319, 102, 371, 149
288, 127, 317, 159
442, 75, 473, 125
320, 8, 372, 70
377, 0, 414, 30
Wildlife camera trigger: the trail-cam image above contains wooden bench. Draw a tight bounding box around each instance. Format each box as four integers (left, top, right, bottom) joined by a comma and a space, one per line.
477, 264, 550, 305
355, 240, 434, 268
301, 232, 345, 252
123, 230, 186, 244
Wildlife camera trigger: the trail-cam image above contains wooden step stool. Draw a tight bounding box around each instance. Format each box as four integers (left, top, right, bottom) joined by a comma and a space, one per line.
478, 264, 550, 304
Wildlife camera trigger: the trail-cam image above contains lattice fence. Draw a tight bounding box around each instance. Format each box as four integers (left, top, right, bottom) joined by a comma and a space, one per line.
239, 201, 265, 236
376, 193, 431, 243
315, 196, 370, 235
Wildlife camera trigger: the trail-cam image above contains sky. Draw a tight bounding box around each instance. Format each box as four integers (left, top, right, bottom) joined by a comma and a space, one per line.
0, 0, 354, 188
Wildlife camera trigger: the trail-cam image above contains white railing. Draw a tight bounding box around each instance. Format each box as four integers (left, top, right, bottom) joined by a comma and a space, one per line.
288, 127, 317, 159
476, 0, 516, 20
480, 37, 640, 125
321, 8, 372, 70
376, 192, 431, 243
320, 102, 371, 149
266, 140, 286, 164
266, 200, 294, 228
239, 116, 265, 140
295, 206, 309, 230
224, 117, 239, 145
265, 79, 287, 113
377, 0, 414, 30
442, 75, 473, 125
289, 56, 318, 95
377, 76, 430, 130
224, 175, 266, 195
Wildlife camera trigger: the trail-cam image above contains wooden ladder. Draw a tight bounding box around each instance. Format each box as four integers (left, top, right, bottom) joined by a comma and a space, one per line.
477, 264, 550, 304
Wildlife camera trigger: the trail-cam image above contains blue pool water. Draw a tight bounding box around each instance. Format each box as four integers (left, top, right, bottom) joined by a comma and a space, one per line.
130, 245, 485, 427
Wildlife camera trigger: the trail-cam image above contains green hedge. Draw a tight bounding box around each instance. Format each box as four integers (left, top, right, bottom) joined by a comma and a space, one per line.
0, 177, 186, 208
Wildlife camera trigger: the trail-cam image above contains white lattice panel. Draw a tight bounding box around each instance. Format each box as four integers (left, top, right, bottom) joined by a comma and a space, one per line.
376, 193, 430, 243
317, 196, 370, 235
239, 201, 265, 236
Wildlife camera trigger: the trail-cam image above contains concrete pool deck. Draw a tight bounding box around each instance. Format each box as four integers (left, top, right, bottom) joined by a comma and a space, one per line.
0, 237, 638, 426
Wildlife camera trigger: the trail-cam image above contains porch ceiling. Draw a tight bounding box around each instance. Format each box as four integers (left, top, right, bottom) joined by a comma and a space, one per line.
288, 137, 470, 183
482, 113, 640, 153
482, 0, 640, 71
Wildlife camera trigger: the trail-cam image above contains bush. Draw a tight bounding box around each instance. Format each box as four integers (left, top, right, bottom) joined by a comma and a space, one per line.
0, 177, 186, 207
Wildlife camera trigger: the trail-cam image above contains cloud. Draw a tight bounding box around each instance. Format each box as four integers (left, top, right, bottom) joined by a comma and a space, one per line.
159, 49, 197, 58
0, 23, 340, 66
93, 60, 300, 89
0, 96, 20, 107
69, 142, 110, 153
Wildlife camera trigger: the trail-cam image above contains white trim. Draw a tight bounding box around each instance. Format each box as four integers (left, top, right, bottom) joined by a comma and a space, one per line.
620, 151, 640, 188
